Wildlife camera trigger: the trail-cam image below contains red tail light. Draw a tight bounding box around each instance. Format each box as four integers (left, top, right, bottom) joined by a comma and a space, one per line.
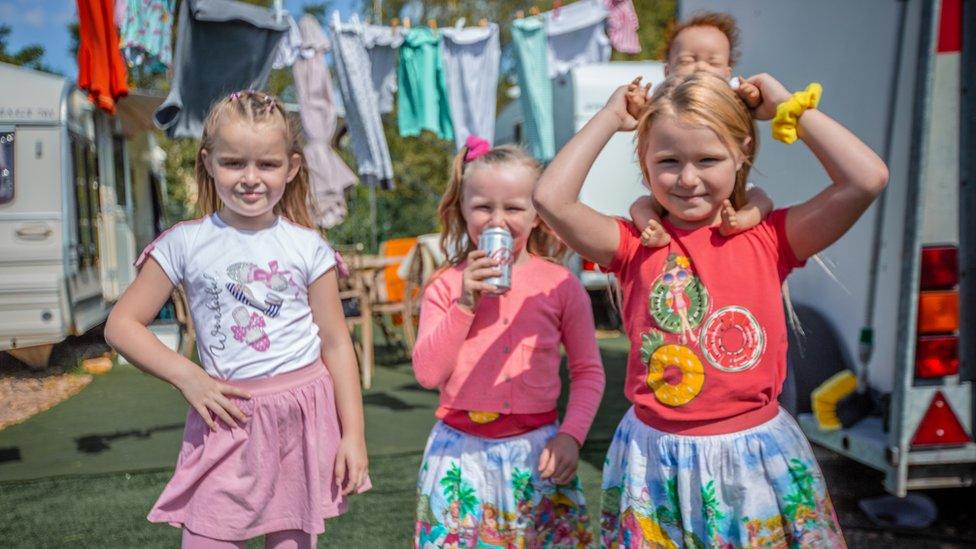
915, 336, 959, 378
582, 260, 601, 272
920, 246, 958, 289
910, 391, 971, 447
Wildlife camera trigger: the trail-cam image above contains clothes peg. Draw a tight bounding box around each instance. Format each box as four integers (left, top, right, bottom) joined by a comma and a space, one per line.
455, 17, 466, 29
516, 10, 524, 19
331, 10, 341, 28
552, 0, 563, 18
478, 18, 488, 28
529, 6, 540, 16
391, 17, 399, 32
404, 17, 412, 29
427, 18, 438, 30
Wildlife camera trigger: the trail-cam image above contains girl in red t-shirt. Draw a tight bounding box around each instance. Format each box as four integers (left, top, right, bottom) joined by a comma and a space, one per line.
534, 72, 887, 547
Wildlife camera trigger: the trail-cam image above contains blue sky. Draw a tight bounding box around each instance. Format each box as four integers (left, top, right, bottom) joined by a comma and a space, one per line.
0, 0, 360, 77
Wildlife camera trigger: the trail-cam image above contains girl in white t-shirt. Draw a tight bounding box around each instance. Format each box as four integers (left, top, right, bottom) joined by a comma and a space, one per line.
106, 90, 369, 549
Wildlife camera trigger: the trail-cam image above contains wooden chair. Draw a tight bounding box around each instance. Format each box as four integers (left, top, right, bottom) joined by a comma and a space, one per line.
333, 243, 375, 390
369, 237, 417, 350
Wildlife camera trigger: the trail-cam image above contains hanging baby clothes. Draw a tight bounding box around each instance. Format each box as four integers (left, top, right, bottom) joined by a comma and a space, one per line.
397, 27, 454, 141
154, 0, 288, 139
363, 25, 406, 114
440, 23, 500, 151
331, 21, 395, 189
76, 0, 129, 113
272, 15, 303, 69
293, 14, 358, 229
545, 0, 611, 78
511, 16, 554, 161
118, 0, 175, 73
605, 0, 641, 53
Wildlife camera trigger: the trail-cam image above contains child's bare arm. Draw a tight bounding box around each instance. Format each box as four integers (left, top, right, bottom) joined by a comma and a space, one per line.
629, 194, 671, 247
719, 185, 775, 236
309, 268, 368, 495
745, 73, 888, 260
105, 259, 250, 430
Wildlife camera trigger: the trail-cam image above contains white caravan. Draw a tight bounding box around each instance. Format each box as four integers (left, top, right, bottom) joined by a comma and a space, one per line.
0, 62, 179, 367
680, 0, 970, 496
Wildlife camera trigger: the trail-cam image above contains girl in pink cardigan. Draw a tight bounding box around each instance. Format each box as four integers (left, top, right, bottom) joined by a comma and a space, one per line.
411, 138, 606, 548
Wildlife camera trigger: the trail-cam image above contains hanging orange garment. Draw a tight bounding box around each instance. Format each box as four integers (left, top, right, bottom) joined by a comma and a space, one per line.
76, 0, 129, 113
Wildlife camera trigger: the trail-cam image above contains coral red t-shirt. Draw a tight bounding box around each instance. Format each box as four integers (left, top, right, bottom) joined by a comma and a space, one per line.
605, 209, 805, 435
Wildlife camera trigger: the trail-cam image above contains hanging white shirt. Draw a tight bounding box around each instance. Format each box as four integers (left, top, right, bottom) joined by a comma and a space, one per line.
545, 0, 611, 78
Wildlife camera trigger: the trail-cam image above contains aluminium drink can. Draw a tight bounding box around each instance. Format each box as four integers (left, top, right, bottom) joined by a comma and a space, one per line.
478, 227, 514, 293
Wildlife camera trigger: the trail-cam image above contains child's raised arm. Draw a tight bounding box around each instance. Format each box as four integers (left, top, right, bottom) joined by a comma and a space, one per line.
533, 85, 638, 267
745, 73, 888, 261
105, 259, 251, 431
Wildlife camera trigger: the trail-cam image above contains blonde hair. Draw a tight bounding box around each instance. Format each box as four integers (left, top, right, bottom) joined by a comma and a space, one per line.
195, 90, 314, 228
635, 72, 757, 210
438, 144, 565, 266
662, 11, 741, 67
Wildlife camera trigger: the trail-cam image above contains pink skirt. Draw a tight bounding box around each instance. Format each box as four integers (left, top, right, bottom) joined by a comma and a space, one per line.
147, 360, 370, 540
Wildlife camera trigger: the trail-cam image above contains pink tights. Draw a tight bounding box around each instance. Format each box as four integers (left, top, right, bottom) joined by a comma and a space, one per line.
181, 528, 318, 549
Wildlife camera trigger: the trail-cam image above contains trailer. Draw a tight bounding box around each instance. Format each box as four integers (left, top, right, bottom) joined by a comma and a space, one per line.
680, 0, 970, 496
0, 62, 185, 368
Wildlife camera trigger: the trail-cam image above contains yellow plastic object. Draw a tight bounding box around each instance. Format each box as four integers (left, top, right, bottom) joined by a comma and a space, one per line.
811, 369, 858, 431
82, 355, 114, 375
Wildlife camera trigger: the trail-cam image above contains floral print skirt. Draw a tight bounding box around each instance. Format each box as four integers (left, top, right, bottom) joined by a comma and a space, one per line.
415, 421, 591, 548
601, 407, 846, 549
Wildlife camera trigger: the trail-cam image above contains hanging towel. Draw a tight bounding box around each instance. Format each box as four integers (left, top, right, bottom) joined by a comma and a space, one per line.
76, 0, 129, 113
154, 0, 288, 139
440, 23, 500, 151
363, 25, 406, 114
511, 16, 554, 161
272, 15, 303, 69
293, 14, 358, 229
545, 0, 611, 77
397, 27, 454, 141
605, 0, 641, 54
118, 0, 175, 73
332, 22, 395, 189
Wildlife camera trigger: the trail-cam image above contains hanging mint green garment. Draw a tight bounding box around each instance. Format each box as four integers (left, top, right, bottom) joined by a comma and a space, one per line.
397, 27, 454, 140
511, 16, 554, 161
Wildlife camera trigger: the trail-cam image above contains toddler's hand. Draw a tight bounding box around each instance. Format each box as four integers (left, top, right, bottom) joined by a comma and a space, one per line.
625, 76, 652, 120
335, 435, 369, 496
602, 84, 641, 132
459, 249, 502, 312
176, 367, 251, 431
742, 73, 792, 121
719, 200, 744, 236
538, 433, 580, 485
641, 220, 672, 247
734, 76, 762, 109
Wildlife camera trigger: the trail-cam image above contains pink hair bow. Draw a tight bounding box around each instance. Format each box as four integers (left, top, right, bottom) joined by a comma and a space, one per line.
464, 135, 491, 162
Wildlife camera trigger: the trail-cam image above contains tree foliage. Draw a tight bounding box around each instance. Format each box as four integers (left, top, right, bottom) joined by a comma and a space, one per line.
0, 24, 56, 73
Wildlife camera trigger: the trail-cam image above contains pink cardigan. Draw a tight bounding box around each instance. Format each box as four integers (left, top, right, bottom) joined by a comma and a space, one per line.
411, 255, 605, 445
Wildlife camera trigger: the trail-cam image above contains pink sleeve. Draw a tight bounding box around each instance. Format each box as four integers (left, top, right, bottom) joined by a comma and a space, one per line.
556, 275, 606, 446
411, 273, 476, 389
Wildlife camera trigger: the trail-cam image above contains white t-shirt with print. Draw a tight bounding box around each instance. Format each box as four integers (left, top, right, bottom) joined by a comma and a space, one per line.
138, 214, 336, 380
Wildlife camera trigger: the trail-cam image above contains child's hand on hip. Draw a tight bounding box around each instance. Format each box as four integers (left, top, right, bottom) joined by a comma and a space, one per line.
175, 367, 251, 431
335, 435, 369, 496
459, 249, 501, 312
742, 73, 792, 121
602, 84, 641, 132
538, 433, 580, 485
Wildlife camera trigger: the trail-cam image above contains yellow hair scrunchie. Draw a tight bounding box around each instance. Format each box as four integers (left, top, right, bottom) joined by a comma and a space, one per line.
771, 83, 822, 144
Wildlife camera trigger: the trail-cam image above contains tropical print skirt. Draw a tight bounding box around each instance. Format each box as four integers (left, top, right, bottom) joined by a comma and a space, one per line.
415, 421, 592, 548
601, 407, 845, 548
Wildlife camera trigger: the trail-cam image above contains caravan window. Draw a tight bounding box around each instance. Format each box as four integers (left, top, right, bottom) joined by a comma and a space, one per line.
70, 132, 100, 268
0, 130, 12, 204
112, 134, 127, 208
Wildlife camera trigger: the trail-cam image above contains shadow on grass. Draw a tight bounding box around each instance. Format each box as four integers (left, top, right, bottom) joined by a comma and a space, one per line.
74, 423, 185, 454
362, 392, 431, 411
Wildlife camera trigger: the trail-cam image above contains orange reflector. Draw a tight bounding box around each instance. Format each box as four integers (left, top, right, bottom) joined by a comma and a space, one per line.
911, 391, 970, 447
915, 336, 960, 378
917, 291, 959, 333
